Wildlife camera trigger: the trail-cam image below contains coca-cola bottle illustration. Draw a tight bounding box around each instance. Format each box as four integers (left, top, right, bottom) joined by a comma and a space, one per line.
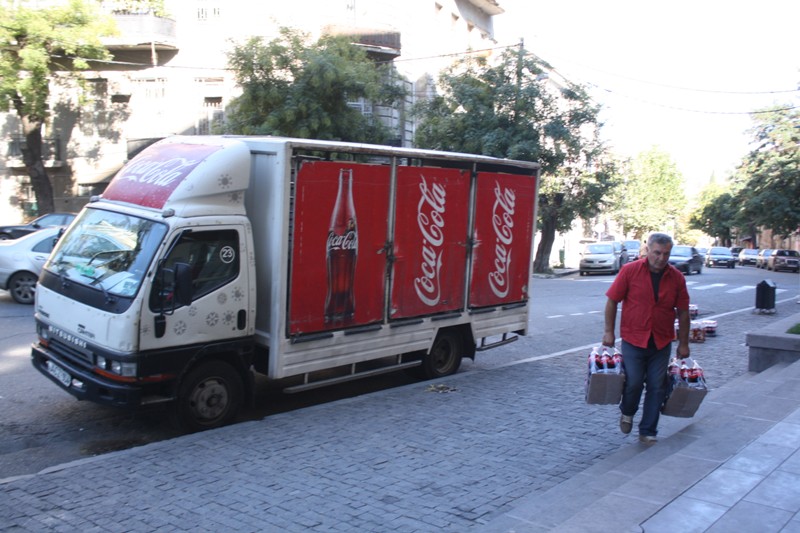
324, 168, 358, 324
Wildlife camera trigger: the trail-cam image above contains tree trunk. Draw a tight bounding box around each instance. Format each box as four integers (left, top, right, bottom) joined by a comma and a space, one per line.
21, 118, 56, 215
533, 213, 557, 273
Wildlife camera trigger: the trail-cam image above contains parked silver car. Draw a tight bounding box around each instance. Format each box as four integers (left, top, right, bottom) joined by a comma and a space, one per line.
0, 226, 61, 304
737, 248, 759, 266
579, 242, 620, 276
756, 249, 773, 269
766, 249, 800, 273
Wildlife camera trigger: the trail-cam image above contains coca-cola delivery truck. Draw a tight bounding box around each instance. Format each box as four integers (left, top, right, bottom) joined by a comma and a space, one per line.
31, 136, 540, 430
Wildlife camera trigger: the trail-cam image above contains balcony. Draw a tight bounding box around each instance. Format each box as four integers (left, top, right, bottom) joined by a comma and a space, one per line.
104, 12, 178, 50
324, 25, 402, 61
93, 13, 178, 69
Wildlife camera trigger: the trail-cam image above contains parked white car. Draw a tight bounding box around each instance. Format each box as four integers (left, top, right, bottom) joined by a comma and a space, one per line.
0, 226, 62, 304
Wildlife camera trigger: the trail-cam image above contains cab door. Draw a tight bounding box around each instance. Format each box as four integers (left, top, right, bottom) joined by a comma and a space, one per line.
140, 224, 251, 351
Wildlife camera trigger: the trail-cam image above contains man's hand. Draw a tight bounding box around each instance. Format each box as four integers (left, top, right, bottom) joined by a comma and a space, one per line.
676, 342, 690, 359
602, 332, 615, 347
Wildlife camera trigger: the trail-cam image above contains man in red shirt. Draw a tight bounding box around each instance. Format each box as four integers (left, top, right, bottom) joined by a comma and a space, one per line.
603, 233, 690, 444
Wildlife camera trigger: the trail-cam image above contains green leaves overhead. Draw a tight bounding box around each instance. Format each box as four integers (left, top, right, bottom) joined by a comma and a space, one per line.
412, 46, 616, 272
1, 0, 117, 215
689, 107, 799, 243
225, 28, 406, 143
1, 0, 116, 119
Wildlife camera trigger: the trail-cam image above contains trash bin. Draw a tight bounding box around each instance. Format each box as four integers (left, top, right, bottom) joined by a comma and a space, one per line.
755, 279, 776, 312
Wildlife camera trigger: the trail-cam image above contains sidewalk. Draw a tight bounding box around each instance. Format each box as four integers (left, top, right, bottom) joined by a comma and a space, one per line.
482, 350, 800, 532
1, 304, 799, 532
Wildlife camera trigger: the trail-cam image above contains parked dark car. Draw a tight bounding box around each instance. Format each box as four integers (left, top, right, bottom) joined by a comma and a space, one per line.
730, 246, 743, 256
756, 249, 773, 269
766, 249, 800, 273
623, 240, 642, 259
0, 212, 76, 240
705, 247, 736, 268
612, 241, 629, 266
668, 245, 703, 275
738, 248, 759, 266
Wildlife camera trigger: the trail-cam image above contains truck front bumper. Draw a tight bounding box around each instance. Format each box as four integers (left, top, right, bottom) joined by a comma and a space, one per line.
31, 343, 146, 409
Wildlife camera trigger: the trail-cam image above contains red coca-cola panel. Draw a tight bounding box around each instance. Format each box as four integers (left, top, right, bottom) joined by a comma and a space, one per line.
103, 143, 222, 209
469, 172, 537, 307
391, 167, 470, 319
288, 161, 390, 335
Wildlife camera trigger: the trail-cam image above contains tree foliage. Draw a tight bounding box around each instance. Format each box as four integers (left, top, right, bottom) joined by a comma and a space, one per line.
732, 107, 799, 239
688, 181, 737, 245
687, 106, 799, 245
413, 46, 617, 272
0, 0, 116, 214
612, 147, 686, 240
225, 28, 406, 143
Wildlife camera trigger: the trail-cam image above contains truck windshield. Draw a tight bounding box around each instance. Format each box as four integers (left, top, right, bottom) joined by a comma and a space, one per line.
45, 209, 167, 298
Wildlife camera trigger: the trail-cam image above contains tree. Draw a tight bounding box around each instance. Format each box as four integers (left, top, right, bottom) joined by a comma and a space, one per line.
688, 191, 736, 245
0, 0, 116, 215
225, 28, 406, 143
612, 147, 686, 240
688, 180, 738, 245
413, 46, 617, 272
732, 106, 799, 239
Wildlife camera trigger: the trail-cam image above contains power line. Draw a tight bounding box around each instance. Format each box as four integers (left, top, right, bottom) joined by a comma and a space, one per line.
589, 82, 798, 115
520, 49, 799, 96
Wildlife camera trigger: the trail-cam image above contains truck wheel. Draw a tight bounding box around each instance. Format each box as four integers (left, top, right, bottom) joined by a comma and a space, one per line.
422, 332, 463, 379
173, 361, 243, 432
9, 271, 38, 304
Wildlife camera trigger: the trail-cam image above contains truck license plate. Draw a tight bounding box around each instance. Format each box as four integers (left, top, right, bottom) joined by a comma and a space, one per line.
46, 360, 72, 388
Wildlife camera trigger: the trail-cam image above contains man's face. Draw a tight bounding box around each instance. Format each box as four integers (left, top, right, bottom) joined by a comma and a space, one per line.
646, 241, 672, 273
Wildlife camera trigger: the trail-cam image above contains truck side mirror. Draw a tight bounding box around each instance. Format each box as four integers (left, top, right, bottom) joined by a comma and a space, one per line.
173, 262, 193, 307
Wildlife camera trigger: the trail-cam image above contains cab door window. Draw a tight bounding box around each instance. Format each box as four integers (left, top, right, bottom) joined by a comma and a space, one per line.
150, 229, 240, 311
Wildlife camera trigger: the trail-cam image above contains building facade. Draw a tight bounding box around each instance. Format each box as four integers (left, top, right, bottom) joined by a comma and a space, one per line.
0, 0, 503, 223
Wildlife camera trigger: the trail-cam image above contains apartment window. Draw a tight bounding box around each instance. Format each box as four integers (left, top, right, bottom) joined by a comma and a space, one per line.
197, 5, 221, 22
133, 78, 167, 99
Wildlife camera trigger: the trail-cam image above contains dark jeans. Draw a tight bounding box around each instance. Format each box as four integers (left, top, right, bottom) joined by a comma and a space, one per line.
619, 338, 672, 437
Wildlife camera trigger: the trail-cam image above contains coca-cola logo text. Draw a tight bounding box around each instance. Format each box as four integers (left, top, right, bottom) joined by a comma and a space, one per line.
488, 182, 516, 298
327, 229, 357, 252
414, 176, 446, 306
118, 156, 201, 187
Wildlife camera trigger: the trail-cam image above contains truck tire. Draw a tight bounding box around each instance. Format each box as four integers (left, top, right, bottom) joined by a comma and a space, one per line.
421, 331, 463, 379
173, 360, 243, 432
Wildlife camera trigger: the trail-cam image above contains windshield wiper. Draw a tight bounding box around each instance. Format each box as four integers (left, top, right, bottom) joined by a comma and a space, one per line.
55, 261, 71, 289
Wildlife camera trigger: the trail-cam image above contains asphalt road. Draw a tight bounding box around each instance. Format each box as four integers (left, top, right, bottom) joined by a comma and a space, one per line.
0, 264, 797, 480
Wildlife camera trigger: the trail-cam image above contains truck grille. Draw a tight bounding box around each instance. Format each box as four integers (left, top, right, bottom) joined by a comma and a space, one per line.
49, 338, 93, 370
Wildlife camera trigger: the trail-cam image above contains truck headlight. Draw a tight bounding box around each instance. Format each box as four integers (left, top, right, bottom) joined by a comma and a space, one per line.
111, 361, 137, 377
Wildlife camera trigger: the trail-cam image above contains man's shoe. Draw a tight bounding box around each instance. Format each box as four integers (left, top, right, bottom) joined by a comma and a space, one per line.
639, 435, 657, 444
619, 415, 633, 434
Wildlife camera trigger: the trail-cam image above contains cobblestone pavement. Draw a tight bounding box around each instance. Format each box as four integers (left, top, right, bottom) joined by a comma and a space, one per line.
1, 299, 797, 532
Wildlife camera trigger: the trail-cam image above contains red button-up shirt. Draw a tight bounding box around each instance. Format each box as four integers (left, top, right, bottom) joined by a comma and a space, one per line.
606, 258, 690, 350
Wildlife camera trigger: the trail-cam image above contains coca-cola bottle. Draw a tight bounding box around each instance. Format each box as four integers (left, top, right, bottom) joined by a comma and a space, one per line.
612, 349, 623, 375
588, 347, 600, 374
324, 168, 358, 324
600, 347, 611, 372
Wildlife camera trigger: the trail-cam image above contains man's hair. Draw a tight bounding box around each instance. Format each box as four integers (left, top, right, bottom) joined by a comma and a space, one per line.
647, 232, 673, 247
